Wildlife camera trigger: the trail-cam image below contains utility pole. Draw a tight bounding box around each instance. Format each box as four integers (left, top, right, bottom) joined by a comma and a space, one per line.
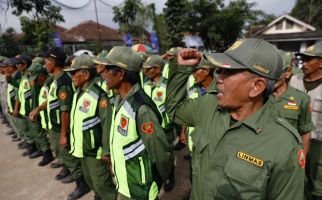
93, 0, 102, 44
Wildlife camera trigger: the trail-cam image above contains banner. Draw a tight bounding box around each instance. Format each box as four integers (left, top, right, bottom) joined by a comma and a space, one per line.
123, 33, 133, 47
52, 32, 62, 48
150, 32, 159, 53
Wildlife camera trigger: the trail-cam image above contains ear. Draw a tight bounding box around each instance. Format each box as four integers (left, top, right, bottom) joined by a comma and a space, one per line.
249, 77, 267, 98
84, 70, 91, 80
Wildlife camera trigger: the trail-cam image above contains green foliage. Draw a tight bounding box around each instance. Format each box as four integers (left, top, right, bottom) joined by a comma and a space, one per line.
291, 0, 322, 29
164, 0, 189, 47
153, 14, 171, 53
9, 0, 64, 51
0, 27, 20, 57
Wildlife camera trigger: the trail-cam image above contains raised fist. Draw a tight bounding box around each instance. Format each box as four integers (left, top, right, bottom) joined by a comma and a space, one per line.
177, 48, 201, 65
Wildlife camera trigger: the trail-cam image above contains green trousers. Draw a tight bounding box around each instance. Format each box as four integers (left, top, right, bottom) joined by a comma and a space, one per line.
81, 157, 116, 200
16, 116, 31, 142
27, 119, 50, 152
307, 140, 322, 197
49, 129, 82, 179
8, 115, 20, 136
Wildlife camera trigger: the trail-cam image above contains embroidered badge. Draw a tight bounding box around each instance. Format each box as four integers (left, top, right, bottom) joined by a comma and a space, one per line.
117, 114, 129, 136
236, 151, 264, 167
284, 101, 299, 110
99, 100, 108, 108
298, 149, 306, 169
154, 91, 163, 102
59, 91, 67, 100
141, 122, 154, 135
79, 99, 90, 113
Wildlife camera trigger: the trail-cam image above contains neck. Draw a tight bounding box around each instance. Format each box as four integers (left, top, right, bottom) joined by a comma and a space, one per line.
201, 76, 213, 89
152, 74, 161, 84
118, 82, 134, 99
273, 81, 288, 98
230, 97, 264, 121
304, 69, 322, 82
52, 67, 62, 76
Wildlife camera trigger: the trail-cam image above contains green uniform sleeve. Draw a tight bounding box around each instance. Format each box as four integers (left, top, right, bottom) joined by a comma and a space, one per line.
137, 105, 173, 181
57, 85, 73, 111
267, 145, 305, 200
298, 95, 315, 134
99, 93, 113, 157
165, 61, 201, 127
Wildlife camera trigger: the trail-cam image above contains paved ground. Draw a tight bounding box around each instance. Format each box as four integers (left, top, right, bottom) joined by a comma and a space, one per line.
0, 122, 190, 200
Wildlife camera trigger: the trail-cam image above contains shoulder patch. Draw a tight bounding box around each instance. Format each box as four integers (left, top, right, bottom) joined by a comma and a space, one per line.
298, 149, 306, 169
141, 122, 154, 135
276, 117, 301, 143
59, 91, 67, 100
99, 99, 108, 108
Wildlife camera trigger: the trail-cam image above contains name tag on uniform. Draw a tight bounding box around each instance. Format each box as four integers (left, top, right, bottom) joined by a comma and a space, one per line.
284, 101, 299, 110
236, 151, 264, 167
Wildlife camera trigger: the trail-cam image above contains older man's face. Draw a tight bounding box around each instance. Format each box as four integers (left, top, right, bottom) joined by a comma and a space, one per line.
216, 69, 257, 109
302, 56, 322, 76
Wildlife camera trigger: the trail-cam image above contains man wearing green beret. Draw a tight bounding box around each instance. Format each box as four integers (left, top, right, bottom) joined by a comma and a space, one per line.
99, 46, 174, 200
166, 38, 305, 200
27, 62, 55, 165
64, 54, 116, 200
290, 44, 322, 200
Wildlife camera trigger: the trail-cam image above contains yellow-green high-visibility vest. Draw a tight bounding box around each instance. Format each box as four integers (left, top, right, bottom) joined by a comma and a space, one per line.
69, 87, 103, 159
7, 84, 16, 113
110, 99, 159, 200
18, 76, 31, 116
39, 85, 49, 129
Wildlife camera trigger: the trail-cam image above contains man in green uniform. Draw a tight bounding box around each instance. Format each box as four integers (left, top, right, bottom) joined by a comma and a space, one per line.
13, 54, 36, 157
3, 58, 22, 141
290, 44, 322, 200
165, 38, 305, 200
64, 54, 116, 200
98, 46, 173, 200
142, 55, 175, 192
30, 47, 89, 200
269, 51, 314, 158
28, 60, 55, 165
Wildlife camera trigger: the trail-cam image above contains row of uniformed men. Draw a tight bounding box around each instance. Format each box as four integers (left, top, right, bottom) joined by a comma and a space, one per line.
0, 38, 321, 200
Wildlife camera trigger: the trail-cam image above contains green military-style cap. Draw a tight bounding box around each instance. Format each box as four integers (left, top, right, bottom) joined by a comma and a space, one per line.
0, 56, 8, 67
93, 50, 109, 66
64, 54, 95, 72
94, 46, 142, 72
197, 55, 215, 69
166, 47, 181, 56
138, 52, 148, 62
204, 38, 283, 80
32, 56, 45, 65
143, 55, 164, 69
296, 43, 322, 58
28, 63, 47, 81
279, 50, 293, 70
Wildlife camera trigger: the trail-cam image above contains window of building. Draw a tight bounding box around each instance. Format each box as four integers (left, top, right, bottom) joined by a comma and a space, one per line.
286, 19, 294, 29
275, 21, 283, 30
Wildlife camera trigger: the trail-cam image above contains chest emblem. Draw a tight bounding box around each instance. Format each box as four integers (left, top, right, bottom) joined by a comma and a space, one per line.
42, 90, 47, 98
154, 91, 163, 102
79, 99, 91, 113
118, 114, 129, 136
284, 101, 299, 110
141, 122, 154, 135
99, 99, 108, 108
236, 151, 264, 167
298, 149, 306, 169
59, 91, 67, 100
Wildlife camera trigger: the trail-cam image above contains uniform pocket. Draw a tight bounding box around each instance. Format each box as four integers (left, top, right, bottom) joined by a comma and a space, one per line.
216, 157, 268, 200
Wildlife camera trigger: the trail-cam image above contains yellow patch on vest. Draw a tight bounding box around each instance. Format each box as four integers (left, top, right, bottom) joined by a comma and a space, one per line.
283, 105, 299, 110
253, 64, 270, 74
236, 151, 264, 167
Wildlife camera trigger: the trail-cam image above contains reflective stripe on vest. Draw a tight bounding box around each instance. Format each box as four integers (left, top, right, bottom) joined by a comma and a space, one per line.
70, 90, 102, 158
7, 84, 15, 113
47, 80, 59, 130
18, 77, 31, 116
143, 81, 169, 128
39, 85, 49, 129
110, 100, 158, 199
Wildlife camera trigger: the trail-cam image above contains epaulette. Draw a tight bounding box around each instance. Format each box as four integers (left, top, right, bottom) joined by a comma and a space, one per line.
275, 117, 302, 143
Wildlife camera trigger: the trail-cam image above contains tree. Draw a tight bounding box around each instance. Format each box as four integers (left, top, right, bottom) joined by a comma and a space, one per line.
9, 0, 64, 51
0, 27, 20, 56
163, 0, 188, 47
291, 0, 322, 29
113, 0, 155, 43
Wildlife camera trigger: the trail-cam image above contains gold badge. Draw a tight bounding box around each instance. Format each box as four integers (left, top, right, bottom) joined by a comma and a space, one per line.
228, 40, 243, 51
207, 56, 223, 67
306, 45, 314, 53
253, 64, 270, 74
284, 101, 299, 110
236, 151, 264, 167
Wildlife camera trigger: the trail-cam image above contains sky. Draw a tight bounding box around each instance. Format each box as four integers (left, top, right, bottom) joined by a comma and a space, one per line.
0, 0, 297, 33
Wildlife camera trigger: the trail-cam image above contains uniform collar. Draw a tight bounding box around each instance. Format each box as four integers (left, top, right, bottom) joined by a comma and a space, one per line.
144, 76, 166, 87
53, 71, 64, 80
228, 102, 269, 134
114, 83, 141, 111
81, 79, 97, 93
